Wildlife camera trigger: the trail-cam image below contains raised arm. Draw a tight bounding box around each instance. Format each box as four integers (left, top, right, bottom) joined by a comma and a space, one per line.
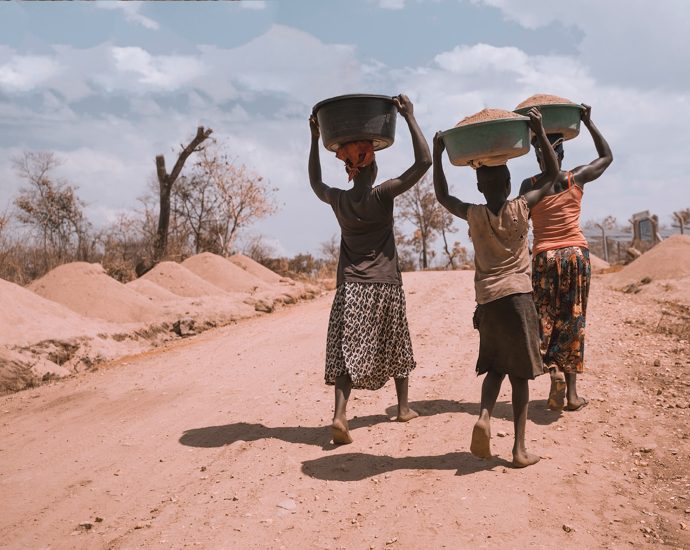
432, 132, 470, 220
570, 104, 613, 187
377, 94, 432, 198
523, 107, 558, 209
308, 115, 337, 205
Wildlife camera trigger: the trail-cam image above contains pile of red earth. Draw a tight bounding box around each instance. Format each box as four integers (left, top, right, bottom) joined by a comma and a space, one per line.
608, 235, 690, 286
29, 262, 163, 324
0, 278, 108, 346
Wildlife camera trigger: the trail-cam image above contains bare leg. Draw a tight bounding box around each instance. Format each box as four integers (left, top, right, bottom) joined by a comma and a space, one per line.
547, 366, 566, 411
394, 377, 419, 422
471, 371, 504, 459
565, 372, 588, 411
332, 374, 353, 444
509, 375, 540, 468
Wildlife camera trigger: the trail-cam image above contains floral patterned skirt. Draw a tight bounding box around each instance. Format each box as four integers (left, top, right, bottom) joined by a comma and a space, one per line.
325, 282, 416, 390
532, 246, 591, 374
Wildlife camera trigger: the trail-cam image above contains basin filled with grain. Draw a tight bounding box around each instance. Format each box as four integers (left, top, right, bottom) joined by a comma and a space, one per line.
514, 94, 584, 140
440, 108, 530, 168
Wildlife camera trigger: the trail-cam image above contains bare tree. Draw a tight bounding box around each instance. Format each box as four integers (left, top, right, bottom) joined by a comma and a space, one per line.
393, 224, 417, 272
396, 175, 442, 269
154, 126, 213, 262
438, 209, 463, 269
173, 173, 219, 254
12, 151, 91, 271
197, 148, 277, 256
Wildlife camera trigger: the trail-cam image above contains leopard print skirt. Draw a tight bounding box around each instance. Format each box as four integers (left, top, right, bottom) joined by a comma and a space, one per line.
325, 282, 416, 390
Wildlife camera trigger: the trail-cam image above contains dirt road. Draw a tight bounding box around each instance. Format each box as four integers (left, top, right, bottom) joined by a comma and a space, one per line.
1, 271, 688, 549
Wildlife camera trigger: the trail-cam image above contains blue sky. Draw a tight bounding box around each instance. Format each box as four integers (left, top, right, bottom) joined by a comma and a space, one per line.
1, 0, 689, 257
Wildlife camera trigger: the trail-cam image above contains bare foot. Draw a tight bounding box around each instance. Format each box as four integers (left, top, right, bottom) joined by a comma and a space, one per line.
565, 397, 588, 411
396, 408, 419, 422
331, 418, 353, 445
547, 370, 566, 411
512, 448, 541, 468
470, 418, 491, 459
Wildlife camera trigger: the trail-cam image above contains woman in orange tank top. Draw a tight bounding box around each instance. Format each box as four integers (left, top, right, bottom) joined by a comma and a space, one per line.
518, 104, 613, 412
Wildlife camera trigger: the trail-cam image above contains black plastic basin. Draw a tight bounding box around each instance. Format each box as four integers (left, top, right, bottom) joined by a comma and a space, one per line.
312, 94, 397, 152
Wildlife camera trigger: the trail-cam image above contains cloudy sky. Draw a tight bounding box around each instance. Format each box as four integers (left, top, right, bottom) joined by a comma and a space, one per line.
1, 0, 688, 257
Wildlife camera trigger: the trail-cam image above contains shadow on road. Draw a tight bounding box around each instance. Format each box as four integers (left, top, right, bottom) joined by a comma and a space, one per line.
179, 399, 472, 450
179, 414, 388, 450
301, 451, 513, 481
179, 398, 558, 452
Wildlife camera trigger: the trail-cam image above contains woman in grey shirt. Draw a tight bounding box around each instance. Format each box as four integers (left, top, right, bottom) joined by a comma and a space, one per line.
308, 94, 431, 445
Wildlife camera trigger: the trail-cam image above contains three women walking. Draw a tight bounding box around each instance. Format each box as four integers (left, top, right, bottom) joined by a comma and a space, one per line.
308, 93, 612, 465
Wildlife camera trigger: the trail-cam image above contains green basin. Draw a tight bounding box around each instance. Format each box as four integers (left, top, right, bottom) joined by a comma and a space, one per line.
440, 117, 531, 167
514, 103, 584, 140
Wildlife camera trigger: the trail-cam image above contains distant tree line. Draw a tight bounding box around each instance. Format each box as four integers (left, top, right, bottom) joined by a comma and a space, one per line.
0, 128, 276, 284
0, 130, 475, 287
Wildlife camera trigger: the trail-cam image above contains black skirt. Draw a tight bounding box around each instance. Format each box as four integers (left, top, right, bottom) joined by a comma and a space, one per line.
473, 292, 544, 380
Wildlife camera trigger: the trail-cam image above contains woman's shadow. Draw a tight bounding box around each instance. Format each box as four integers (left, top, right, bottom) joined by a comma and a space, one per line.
179, 399, 461, 450
179, 398, 558, 451
301, 450, 513, 481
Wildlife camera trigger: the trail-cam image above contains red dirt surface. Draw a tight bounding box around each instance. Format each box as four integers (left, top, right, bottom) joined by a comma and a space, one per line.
1, 271, 688, 548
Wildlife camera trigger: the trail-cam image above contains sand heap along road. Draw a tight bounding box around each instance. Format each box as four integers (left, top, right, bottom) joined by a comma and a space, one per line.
126, 278, 181, 302
230, 253, 284, 284
29, 262, 163, 324
1, 254, 322, 395
609, 234, 690, 286
182, 253, 266, 293
0, 278, 110, 347
140, 261, 228, 298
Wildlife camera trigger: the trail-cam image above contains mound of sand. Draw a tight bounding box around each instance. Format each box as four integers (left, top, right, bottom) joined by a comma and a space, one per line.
182, 253, 265, 293
141, 261, 226, 298
515, 93, 575, 110
229, 253, 283, 284
126, 278, 181, 302
0, 278, 109, 346
608, 235, 690, 286
456, 108, 523, 127
589, 253, 610, 273
29, 262, 162, 324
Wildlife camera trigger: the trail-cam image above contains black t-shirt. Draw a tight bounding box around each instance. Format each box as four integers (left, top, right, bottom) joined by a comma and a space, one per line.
331, 185, 401, 286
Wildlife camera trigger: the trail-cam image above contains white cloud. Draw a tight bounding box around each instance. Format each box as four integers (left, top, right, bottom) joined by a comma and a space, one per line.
471, 0, 690, 89
110, 47, 206, 91
0, 51, 61, 92
96, 2, 159, 30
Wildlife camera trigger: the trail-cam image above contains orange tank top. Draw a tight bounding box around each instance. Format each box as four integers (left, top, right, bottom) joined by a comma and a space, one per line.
530, 172, 589, 255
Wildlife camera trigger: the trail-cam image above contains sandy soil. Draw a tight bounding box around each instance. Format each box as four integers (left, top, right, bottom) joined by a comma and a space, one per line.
0, 271, 688, 549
